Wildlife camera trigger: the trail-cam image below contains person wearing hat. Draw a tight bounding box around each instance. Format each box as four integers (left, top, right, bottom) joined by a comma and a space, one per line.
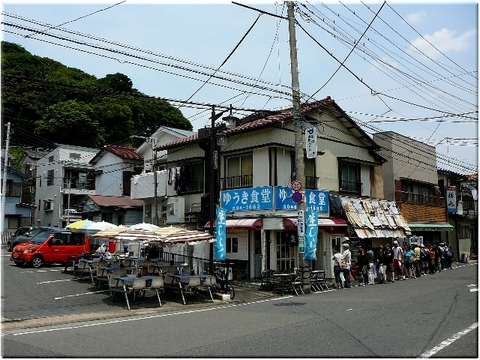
341, 243, 352, 288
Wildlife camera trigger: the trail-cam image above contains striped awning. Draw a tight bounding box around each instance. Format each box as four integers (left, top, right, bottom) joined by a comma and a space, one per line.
204, 218, 263, 230
284, 217, 347, 230
408, 222, 454, 232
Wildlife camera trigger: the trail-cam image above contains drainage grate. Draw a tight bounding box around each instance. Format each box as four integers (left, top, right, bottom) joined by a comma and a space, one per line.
274, 302, 306, 306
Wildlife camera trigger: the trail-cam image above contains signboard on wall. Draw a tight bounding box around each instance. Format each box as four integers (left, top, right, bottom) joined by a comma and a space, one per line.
446, 186, 457, 214
275, 187, 329, 214
221, 186, 274, 211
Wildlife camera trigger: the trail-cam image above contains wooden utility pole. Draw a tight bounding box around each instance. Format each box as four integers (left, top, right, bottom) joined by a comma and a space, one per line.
287, 2, 309, 285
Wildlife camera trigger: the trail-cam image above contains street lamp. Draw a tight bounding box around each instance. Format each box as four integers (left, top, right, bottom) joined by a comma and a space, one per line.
207, 105, 237, 274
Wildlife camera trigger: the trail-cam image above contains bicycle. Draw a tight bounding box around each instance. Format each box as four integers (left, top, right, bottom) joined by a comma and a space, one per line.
214, 266, 235, 300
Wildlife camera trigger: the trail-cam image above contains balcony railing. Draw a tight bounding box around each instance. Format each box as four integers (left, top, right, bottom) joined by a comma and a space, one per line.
395, 191, 444, 207
177, 180, 204, 194
221, 174, 253, 190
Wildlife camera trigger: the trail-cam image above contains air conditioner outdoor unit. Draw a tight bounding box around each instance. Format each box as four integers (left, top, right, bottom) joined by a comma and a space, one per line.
166, 197, 185, 224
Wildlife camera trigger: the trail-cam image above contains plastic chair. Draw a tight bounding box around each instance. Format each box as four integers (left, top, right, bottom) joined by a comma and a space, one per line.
203, 275, 217, 302
148, 277, 164, 307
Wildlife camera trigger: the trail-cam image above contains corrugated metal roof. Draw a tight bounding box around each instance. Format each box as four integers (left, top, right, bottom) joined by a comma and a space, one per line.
88, 195, 143, 209
336, 196, 411, 239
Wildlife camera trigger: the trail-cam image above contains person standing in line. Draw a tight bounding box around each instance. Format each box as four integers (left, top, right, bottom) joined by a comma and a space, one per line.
392, 240, 405, 280
420, 244, 429, 275
413, 243, 421, 277
384, 243, 395, 282
376, 245, 387, 284
341, 242, 352, 288
445, 242, 453, 269
366, 245, 375, 285
403, 244, 416, 279
427, 243, 436, 274
332, 246, 344, 289
357, 247, 367, 286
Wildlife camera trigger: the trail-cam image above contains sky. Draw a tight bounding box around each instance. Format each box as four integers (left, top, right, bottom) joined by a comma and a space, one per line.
1, 0, 478, 175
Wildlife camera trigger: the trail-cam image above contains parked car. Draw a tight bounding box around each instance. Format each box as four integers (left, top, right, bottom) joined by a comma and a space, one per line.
6, 226, 32, 251
11, 230, 92, 268
8, 226, 60, 252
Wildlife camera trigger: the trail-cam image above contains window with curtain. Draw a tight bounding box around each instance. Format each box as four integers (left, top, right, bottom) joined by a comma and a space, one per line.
339, 162, 360, 194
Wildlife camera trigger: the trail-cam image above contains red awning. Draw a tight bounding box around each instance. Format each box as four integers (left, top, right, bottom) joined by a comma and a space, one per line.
284, 217, 347, 230
205, 218, 263, 230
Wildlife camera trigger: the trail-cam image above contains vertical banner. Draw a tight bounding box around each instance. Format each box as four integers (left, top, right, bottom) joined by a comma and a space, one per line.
305, 127, 317, 159
446, 186, 457, 214
214, 206, 227, 261
304, 210, 318, 261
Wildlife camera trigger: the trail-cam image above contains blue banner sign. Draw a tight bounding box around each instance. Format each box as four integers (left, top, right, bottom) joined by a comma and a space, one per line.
275, 187, 329, 213
304, 210, 318, 261
221, 186, 274, 211
214, 206, 227, 261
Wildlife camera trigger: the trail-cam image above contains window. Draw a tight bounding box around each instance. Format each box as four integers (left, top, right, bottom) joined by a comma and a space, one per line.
224, 154, 253, 189
459, 225, 471, 239
47, 169, 54, 186
6, 181, 22, 197
226, 237, 238, 253
176, 163, 204, 193
69, 153, 81, 160
43, 200, 54, 211
339, 162, 361, 194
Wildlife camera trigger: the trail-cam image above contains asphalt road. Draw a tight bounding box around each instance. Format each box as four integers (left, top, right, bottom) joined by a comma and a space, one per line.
1, 249, 478, 358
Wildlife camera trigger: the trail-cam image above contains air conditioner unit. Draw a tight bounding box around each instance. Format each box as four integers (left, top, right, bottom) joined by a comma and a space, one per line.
166, 197, 185, 224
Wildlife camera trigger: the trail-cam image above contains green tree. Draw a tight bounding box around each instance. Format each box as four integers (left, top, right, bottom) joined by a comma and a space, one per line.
35, 100, 104, 147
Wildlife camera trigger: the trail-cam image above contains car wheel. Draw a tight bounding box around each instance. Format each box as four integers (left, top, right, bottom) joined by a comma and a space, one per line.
32, 256, 43, 268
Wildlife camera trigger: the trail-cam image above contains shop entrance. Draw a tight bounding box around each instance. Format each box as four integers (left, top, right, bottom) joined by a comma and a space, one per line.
276, 231, 297, 271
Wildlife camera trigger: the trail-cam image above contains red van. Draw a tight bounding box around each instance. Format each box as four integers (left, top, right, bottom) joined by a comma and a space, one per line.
11, 230, 91, 268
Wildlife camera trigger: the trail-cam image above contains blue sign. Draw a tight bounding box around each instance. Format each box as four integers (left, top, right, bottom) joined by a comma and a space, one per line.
304, 210, 318, 261
275, 187, 329, 213
221, 186, 274, 211
214, 206, 227, 261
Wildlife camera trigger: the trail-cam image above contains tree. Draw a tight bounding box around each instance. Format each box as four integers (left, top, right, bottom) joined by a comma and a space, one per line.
35, 100, 104, 147
97, 73, 134, 93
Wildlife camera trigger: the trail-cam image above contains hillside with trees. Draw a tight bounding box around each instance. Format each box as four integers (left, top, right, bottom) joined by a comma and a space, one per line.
1, 41, 192, 149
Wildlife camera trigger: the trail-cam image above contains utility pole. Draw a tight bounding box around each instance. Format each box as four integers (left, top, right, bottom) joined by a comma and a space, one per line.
152, 137, 159, 226
1, 122, 11, 237
287, 2, 309, 285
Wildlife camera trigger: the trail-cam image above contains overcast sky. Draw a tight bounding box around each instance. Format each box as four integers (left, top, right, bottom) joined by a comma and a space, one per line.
2, 0, 478, 174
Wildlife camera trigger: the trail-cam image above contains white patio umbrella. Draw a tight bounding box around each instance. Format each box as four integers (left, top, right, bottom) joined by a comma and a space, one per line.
77, 221, 118, 235
129, 222, 160, 231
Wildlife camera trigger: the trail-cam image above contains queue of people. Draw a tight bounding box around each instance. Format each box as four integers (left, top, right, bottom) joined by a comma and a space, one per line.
333, 240, 454, 288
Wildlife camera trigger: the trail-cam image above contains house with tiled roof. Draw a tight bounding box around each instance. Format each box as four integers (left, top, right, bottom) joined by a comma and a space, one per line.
150, 96, 412, 279
89, 145, 143, 197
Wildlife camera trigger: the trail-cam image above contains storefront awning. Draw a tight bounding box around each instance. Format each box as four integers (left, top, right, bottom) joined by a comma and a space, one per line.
284, 217, 347, 230
408, 222, 454, 231
332, 195, 412, 239
204, 218, 263, 230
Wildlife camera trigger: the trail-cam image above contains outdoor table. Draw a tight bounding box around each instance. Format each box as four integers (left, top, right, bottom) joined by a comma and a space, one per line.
77, 259, 98, 284
272, 273, 297, 296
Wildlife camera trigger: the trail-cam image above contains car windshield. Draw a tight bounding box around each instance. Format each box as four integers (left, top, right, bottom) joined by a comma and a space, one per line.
28, 228, 45, 236
30, 231, 53, 244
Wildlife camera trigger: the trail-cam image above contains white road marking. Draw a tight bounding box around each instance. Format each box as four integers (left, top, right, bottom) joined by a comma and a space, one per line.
37, 279, 75, 285
10, 296, 293, 336
467, 284, 478, 292
418, 322, 478, 358
54, 290, 109, 300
